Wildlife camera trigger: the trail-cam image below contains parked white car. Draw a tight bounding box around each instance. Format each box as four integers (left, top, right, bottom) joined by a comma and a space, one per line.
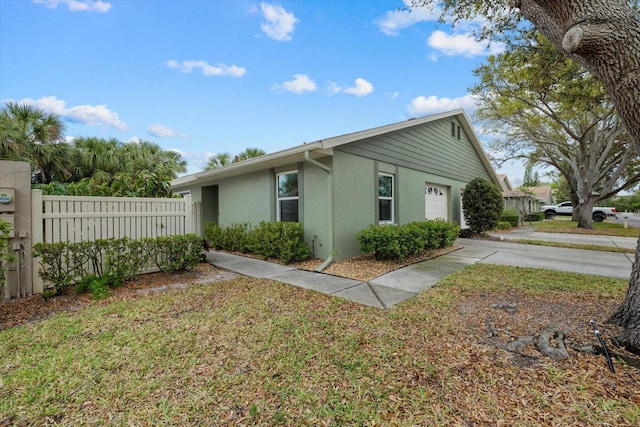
540, 201, 617, 222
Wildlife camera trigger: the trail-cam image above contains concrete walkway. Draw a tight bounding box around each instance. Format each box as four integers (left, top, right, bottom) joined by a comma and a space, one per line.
205, 231, 636, 309
488, 226, 638, 250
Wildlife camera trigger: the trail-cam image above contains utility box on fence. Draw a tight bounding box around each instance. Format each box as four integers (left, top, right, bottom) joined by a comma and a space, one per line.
0, 161, 33, 299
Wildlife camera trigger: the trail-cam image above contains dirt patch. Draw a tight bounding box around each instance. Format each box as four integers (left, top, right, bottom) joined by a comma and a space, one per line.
455, 288, 629, 365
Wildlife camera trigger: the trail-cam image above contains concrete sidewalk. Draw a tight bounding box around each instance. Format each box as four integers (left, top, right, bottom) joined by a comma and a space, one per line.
488, 226, 638, 250
205, 233, 634, 309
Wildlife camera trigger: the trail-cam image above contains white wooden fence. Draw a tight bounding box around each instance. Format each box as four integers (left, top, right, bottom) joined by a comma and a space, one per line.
31, 190, 199, 293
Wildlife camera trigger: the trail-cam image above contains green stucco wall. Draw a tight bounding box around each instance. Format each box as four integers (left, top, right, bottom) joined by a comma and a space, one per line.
300, 159, 331, 259
217, 170, 272, 226
333, 151, 375, 259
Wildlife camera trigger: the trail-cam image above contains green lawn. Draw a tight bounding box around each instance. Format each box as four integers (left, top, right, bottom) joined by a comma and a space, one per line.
1, 265, 637, 426
534, 218, 640, 238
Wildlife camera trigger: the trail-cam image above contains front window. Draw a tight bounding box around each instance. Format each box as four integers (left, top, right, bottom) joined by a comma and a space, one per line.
378, 173, 394, 223
277, 171, 299, 222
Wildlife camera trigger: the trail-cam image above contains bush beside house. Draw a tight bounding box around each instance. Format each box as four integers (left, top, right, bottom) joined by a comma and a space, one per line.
357, 220, 460, 261
204, 221, 310, 264
463, 178, 504, 234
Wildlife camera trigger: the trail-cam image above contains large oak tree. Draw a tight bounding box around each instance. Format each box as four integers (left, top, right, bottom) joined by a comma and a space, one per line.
472, 32, 640, 228
413, 0, 640, 352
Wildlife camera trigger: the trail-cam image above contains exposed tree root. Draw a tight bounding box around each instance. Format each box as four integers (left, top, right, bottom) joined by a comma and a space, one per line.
536, 325, 569, 359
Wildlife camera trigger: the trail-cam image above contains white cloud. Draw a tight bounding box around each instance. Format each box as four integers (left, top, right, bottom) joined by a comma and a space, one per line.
407, 94, 478, 117
328, 78, 374, 97
273, 74, 317, 94
167, 59, 246, 77
33, 0, 111, 12
374, 0, 441, 36
12, 96, 127, 130
260, 2, 298, 41
147, 124, 187, 138
428, 30, 505, 57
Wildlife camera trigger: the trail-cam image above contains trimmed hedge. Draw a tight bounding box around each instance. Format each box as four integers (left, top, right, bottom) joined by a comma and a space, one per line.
526, 212, 545, 222
32, 234, 203, 294
357, 220, 460, 261
204, 221, 310, 264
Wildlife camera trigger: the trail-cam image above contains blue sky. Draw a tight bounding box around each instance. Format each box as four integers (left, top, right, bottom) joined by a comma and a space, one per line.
1, 0, 524, 181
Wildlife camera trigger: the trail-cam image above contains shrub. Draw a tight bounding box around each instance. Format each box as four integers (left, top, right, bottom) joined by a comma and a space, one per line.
357, 220, 460, 261
75, 274, 112, 299
357, 224, 406, 260
247, 221, 311, 263
34, 234, 203, 293
525, 212, 545, 222
462, 178, 504, 235
500, 208, 520, 227
495, 221, 513, 230
218, 222, 252, 252
156, 234, 203, 272
205, 221, 310, 263
203, 222, 222, 249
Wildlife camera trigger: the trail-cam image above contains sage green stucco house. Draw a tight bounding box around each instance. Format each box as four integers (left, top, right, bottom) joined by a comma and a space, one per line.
171, 109, 500, 262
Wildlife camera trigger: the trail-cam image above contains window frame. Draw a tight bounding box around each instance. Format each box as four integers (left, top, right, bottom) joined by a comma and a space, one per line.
378, 172, 394, 224
276, 170, 299, 222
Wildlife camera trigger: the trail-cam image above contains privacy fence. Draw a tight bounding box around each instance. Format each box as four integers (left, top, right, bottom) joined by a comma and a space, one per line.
29, 191, 200, 294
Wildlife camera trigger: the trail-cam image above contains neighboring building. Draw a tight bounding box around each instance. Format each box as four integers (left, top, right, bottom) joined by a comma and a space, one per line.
171, 109, 500, 261
503, 181, 555, 217
497, 174, 514, 193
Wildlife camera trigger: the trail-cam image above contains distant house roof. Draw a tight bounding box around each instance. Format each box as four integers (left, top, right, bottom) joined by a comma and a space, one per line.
502, 185, 554, 203
172, 109, 500, 189
496, 174, 513, 192
526, 185, 553, 203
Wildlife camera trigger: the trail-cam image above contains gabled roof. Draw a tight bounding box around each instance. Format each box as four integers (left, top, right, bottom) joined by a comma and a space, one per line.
496, 174, 514, 192
526, 185, 553, 203
171, 109, 499, 189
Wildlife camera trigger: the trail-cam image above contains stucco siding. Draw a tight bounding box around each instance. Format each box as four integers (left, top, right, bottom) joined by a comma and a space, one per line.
337, 117, 493, 183
332, 151, 375, 259
217, 170, 272, 226
301, 159, 331, 259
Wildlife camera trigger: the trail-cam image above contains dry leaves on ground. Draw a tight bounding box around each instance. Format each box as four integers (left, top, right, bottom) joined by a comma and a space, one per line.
290, 246, 460, 281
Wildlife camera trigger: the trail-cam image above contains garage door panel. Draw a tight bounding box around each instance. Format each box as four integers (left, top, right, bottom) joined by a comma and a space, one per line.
425, 184, 447, 220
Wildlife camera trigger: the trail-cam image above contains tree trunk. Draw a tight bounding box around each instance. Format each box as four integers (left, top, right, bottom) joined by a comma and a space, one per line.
574, 203, 593, 229
516, 0, 640, 353
609, 235, 640, 353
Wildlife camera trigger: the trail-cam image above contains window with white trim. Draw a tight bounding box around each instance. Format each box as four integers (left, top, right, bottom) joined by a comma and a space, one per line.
277, 171, 299, 222
378, 172, 394, 223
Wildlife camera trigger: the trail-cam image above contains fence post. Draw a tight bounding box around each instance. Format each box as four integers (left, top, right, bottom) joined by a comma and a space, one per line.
184, 194, 193, 234
31, 189, 44, 294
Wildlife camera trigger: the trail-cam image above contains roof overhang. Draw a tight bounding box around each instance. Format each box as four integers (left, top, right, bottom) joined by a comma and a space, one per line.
171, 109, 501, 190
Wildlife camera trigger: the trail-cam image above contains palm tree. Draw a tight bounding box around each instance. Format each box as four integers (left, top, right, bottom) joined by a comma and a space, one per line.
1, 102, 70, 183
0, 111, 22, 159
205, 152, 232, 170
72, 137, 121, 183
236, 147, 266, 162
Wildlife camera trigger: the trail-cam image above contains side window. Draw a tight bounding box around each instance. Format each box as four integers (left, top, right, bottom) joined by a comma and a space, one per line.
378, 172, 394, 224
277, 171, 299, 222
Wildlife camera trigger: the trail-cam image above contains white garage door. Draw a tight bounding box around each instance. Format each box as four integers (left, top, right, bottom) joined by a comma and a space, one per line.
425, 184, 448, 220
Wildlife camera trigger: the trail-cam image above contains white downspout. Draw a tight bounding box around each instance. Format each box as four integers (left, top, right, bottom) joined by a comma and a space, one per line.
304, 151, 334, 272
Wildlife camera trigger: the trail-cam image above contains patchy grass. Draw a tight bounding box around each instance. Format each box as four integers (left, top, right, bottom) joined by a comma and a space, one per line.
1, 266, 639, 426
535, 219, 640, 238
